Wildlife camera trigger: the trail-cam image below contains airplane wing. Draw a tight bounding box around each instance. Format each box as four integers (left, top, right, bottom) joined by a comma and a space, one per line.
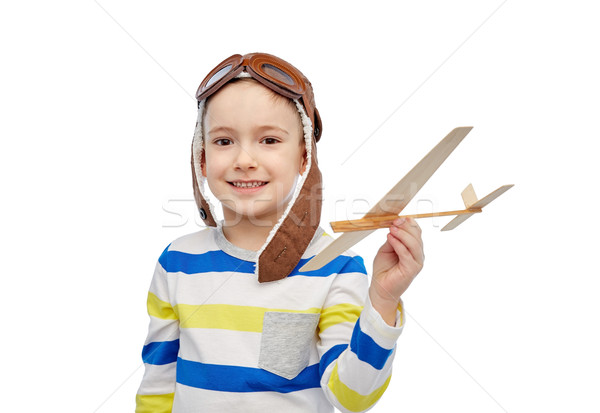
300, 126, 473, 272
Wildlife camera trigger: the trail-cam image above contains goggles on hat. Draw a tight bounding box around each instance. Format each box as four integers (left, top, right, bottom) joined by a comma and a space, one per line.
195, 53, 322, 141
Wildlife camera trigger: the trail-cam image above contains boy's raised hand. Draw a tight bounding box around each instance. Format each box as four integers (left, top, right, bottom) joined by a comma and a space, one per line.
370, 217, 425, 326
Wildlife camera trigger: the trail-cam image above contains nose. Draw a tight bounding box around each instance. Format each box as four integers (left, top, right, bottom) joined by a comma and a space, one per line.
233, 146, 258, 170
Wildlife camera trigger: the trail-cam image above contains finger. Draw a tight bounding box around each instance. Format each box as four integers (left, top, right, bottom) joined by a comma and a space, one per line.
387, 232, 423, 275
390, 222, 422, 253
377, 237, 395, 255
387, 232, 412, 262
406, 217, 422, 237
391, 220, 424, 257
375, 239, 397, 267
389, 225, 425, 265
393, 217, 422, 240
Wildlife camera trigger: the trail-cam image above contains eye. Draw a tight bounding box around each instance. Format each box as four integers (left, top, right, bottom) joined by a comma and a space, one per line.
214, 138, 232, 146
261, 137, 280, 145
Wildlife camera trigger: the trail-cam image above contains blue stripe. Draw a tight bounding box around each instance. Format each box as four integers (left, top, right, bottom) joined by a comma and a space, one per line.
159, 247, 366, 277
176, 357, 321, 393
319, 344, 347, 378
349, 319, 393, 370
142, 339, 180, 365
159, 249, 255, 274
292, 255, 366, 277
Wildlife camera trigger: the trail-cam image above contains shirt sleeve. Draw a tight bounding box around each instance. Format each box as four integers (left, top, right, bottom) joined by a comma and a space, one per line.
135, 249, 180, 413
317, 257, 404, 413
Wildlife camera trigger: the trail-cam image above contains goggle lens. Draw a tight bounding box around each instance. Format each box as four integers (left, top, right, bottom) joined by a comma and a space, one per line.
205, 64, 233, 89
261, 63, 295, 87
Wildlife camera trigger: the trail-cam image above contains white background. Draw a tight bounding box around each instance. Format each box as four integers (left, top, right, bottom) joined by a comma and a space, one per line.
2, 1, 599, 412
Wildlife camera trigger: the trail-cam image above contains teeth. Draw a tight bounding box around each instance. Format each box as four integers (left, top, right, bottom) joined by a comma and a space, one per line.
231, 181, 265, 188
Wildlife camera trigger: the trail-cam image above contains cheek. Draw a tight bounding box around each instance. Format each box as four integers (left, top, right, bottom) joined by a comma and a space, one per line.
203, 155, 224, 180
203, 147, 229, 173
272, 150, 305, 177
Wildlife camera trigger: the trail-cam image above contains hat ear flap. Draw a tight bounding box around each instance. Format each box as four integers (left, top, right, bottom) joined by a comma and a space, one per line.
191, 146, 217, 227
191, 99, 218, 227
256, 150, 322, 282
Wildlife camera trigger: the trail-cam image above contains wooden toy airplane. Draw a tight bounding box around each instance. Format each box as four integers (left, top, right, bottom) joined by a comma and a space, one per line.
299, 126, 513, 272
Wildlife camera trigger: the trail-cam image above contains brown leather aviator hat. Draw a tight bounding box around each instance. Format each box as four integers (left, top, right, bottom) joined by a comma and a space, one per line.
191, 53, 323, 282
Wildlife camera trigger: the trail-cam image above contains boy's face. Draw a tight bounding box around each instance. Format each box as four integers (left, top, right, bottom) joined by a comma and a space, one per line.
202, 80, 307, 226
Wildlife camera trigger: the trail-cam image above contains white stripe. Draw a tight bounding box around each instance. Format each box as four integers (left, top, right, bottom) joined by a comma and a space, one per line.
137, 362, 177, 395
179, 329, 261, 367
166, 271, 336, 308
148, 264, 170, 301
173, 383, 334, 413
143, 317, 179, 345
317, 321, 356, 344
166, 228, 218, 254
321, 272, 368, 305
178, 328, 322, 368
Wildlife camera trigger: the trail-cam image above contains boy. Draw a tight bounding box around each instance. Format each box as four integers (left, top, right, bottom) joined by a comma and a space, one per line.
136, 53, 424, 413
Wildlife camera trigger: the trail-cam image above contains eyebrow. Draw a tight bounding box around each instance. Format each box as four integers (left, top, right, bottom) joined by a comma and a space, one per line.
207, 125, 290, 136
256, 125, 290, 136
207, 126, 236, 136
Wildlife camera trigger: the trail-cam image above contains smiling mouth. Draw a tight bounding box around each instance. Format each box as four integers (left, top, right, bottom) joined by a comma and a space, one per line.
229, 181, 268, 188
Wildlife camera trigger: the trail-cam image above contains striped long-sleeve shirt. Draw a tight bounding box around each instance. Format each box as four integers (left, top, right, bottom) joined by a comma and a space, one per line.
136, 227, 404, 413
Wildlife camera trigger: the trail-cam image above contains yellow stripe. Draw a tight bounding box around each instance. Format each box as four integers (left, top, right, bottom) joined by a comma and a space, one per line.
174, 304, 321, 332
147, 292, 177, 320
135, 393, 174, 413
319, 303, 362, 332
328, 363, 391, 412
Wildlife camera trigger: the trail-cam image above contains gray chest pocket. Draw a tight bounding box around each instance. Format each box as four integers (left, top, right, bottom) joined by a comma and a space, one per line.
258, 311, 320, 380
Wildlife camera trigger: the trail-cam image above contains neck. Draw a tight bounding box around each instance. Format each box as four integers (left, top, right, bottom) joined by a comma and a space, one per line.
221, 215, 277, 251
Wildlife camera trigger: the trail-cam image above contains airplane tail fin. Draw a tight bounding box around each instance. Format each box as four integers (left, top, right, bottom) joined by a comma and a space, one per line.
442, 184, 514, 231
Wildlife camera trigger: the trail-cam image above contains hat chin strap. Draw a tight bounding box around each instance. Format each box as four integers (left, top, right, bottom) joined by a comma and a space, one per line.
191, 97, 322, 282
